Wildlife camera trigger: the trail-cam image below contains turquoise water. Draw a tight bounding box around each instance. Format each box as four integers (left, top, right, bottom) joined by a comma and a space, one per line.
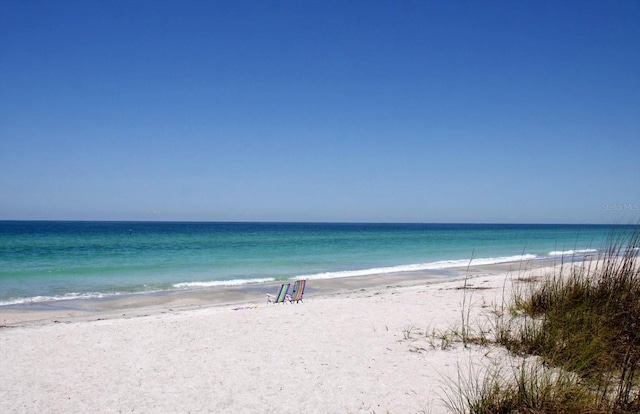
0, 221, 633, 305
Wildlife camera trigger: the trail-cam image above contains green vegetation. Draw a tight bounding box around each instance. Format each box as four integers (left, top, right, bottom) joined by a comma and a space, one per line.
448, 230, 640, 413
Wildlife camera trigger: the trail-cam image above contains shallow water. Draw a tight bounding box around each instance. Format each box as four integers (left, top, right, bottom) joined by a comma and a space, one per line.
0, 221, 630, 305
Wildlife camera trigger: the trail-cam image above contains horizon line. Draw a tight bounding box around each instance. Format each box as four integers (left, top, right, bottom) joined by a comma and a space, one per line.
1, 219, 637, 226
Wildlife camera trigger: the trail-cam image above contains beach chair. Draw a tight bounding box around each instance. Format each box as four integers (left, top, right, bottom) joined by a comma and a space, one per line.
266, 283, 290, 305
289, 279, 306, 303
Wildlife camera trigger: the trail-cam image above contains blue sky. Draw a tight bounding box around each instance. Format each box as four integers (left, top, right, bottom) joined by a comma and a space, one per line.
1, 0, 638, 223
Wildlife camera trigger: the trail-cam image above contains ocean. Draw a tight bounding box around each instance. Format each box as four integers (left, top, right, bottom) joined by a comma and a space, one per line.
0, 221, 633, 306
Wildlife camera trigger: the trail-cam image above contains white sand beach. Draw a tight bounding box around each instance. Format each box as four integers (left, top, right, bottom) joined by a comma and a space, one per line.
0, 263, 561, 413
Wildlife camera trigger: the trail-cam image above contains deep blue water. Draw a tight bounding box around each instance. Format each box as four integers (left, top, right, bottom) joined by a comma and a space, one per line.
0, 221, 633, 305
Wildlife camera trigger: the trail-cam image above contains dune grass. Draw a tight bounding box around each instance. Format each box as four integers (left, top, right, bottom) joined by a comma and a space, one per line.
447, 230, 640, 413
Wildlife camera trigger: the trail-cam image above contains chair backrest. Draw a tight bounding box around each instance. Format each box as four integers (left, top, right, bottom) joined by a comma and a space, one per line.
275, 283, 290, 303
291, 279, 306, 302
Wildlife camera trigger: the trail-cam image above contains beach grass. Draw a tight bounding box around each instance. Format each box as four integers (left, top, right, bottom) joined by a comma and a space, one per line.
447, 230, 640, 413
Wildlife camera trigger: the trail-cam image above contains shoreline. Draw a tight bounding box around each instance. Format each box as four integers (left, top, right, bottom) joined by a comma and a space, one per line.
0, 258, 561, 327
0, 270, 456, 327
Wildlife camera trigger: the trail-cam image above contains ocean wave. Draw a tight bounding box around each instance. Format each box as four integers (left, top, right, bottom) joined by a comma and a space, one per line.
0, 254, 544, 305
0, 286, 172, 307
548, 249, 598, 257
0, 291, 112, 307
298, 254, 538, 281
173, 277, 276, 289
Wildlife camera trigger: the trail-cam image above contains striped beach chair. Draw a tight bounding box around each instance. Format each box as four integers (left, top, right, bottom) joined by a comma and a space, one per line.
266, 283, 290, 305
289, 279, 306, 303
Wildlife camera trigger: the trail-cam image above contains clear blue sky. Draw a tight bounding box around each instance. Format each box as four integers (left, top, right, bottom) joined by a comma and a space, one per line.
1, 0, 638, 223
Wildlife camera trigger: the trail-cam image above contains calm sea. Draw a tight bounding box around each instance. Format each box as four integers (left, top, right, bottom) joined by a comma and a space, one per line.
0, 221, 633, 306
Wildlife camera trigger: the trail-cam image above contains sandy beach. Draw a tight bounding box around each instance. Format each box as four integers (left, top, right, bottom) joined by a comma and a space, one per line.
0, 262, 560, 413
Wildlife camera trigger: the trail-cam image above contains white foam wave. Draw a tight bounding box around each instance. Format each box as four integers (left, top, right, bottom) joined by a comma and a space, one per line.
1, 255, 542, 305
0, 292, 111, 307
173, 277, 276, 289
299, 254, 537, 281
548, 249, 598, 257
